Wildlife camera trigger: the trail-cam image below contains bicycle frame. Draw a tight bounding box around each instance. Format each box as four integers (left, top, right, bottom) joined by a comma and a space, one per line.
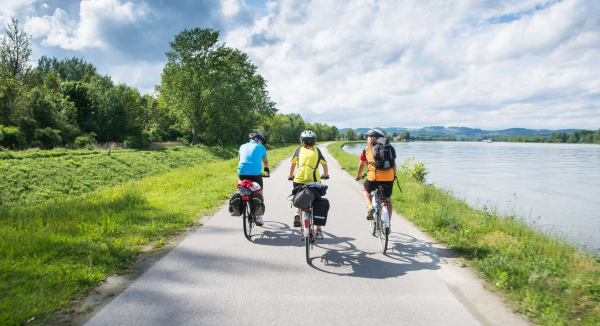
371, 187, 389, 227
370, 186, 390, 253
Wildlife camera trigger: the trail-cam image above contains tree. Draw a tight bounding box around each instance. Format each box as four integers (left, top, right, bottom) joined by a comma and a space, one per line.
345, 128, 357, 141
0, 68, 23, 126
0, 17, 32, 80
160, 28, 222, 145
36, 56, 97, 82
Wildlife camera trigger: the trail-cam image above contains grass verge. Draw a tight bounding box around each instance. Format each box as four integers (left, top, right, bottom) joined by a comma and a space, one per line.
328, 142, 600, 326
0, 144, 297, 326
0, 144, 290, 208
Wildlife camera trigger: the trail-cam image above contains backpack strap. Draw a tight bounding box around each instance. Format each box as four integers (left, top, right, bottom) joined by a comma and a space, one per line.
394, 175, 402, 193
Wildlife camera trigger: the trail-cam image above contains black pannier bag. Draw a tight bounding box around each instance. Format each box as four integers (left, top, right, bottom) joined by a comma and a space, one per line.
251, 192, 265, 216
292, 186, 315, 209
313, 197, 330, 226
229, 192, 244, 216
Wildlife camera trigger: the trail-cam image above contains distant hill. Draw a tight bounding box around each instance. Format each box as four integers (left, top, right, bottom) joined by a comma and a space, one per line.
338, 126, 583, 138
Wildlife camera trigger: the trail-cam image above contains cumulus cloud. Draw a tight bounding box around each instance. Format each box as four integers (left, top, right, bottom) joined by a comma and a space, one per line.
7, 0, 599, 129
225, 0, 600, 129
24, 0, 149, 50
107, 60, 165, 95
221, 0, 241, 17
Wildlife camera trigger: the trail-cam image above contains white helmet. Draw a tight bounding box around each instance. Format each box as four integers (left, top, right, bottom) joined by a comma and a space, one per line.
300, 130, 317, 145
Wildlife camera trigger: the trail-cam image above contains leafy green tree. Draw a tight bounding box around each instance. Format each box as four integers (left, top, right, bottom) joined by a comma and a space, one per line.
32, 127, 61, 149
61, 81, 95, 134
0, 68, 23, 126
345, 128, 357, 141
36, 56, 97, 82
160, 28, 230, 145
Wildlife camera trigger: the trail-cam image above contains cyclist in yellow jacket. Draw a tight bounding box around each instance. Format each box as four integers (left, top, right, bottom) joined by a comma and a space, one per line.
288, 130, 329, 239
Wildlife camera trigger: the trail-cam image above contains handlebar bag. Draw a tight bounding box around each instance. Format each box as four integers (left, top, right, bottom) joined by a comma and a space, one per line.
251, 192, 265, 216
292, 186, 315, 209
313, 197, 330, 226
229, 192, 244, 216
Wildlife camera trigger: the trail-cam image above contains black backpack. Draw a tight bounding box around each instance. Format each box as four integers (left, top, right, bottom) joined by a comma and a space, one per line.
371, 137, 396, 170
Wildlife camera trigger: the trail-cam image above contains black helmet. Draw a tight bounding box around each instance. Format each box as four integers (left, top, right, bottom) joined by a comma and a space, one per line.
249, 132, 266, 144
365, 129, 385, 138
300, 130, 316, 145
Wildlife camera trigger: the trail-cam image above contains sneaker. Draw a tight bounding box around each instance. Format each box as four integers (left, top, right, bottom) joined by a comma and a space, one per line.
293, 214, 301, 227
366, 205, 375, 220
255, 215, 264, 226
315, 229, 324, 240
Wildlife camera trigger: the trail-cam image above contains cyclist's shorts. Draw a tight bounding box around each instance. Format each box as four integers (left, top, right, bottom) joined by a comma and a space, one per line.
292, 182, 303, 189
363, 180, 393, 198
239, 174, 263, 188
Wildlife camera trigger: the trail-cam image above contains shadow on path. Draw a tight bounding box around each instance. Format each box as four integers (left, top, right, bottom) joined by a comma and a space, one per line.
309, 231, 452, 279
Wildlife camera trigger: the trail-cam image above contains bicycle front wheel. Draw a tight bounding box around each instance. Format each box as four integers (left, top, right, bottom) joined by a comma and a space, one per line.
243, 204, 253, 240
304, 211, 311, 265
369, 218, 376, 236
377, 206, 389, 254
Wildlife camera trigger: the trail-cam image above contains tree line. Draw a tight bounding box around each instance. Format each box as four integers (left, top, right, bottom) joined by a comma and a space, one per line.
341, 128, 410, 141
409, 130, 600, 143
0, 18, 338, 150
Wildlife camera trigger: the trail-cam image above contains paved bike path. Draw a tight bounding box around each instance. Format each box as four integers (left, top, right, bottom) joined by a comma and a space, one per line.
85, 144, 530, 326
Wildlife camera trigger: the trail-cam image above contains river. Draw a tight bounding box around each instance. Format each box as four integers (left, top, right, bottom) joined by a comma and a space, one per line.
342, 141, 600, 253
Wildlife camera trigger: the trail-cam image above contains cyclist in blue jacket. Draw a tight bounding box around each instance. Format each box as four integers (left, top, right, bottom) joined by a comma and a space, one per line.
238, 133, 269, 226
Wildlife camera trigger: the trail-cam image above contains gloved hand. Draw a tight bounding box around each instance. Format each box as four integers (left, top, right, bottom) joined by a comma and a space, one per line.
264, 167, 270, 173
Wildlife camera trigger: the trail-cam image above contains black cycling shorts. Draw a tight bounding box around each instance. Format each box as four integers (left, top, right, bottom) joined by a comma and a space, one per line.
238, 174, 263, 189
363, 180, 393, 198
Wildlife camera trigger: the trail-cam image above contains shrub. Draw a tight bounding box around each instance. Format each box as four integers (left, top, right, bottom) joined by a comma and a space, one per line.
75, 132, 97, 149
0, 125, 28, 150
144, 125, 164, 143
399, 157, 430, 183
124, 134, 149, 149
33, 127, 62, 149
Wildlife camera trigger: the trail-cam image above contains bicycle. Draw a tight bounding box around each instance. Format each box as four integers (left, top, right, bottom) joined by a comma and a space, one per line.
288, 175, 329, 264
241, 172, 270, 240
362, 173, 390, 254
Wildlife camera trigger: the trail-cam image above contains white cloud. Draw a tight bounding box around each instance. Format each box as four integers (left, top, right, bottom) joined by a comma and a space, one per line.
221, 0, 242, 17
0, 0, 39, 17
106, 60, 165, 95
24, 0, 149, 50
225, 0, 600, 129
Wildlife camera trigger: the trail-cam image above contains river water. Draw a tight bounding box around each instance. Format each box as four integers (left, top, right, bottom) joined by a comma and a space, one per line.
343, 141, 600, 252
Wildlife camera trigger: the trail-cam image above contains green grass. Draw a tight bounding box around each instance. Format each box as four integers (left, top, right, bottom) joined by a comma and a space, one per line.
0, 144, 298, 326
328, 142, 600, 326
0, 144, 290, 208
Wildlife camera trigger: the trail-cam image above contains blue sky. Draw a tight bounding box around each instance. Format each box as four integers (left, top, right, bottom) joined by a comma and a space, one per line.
1, 0, 599, 130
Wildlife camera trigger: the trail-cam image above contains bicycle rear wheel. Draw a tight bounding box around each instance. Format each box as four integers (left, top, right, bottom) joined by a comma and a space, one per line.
243, 204, 253, 240
377, 206, 389, 254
